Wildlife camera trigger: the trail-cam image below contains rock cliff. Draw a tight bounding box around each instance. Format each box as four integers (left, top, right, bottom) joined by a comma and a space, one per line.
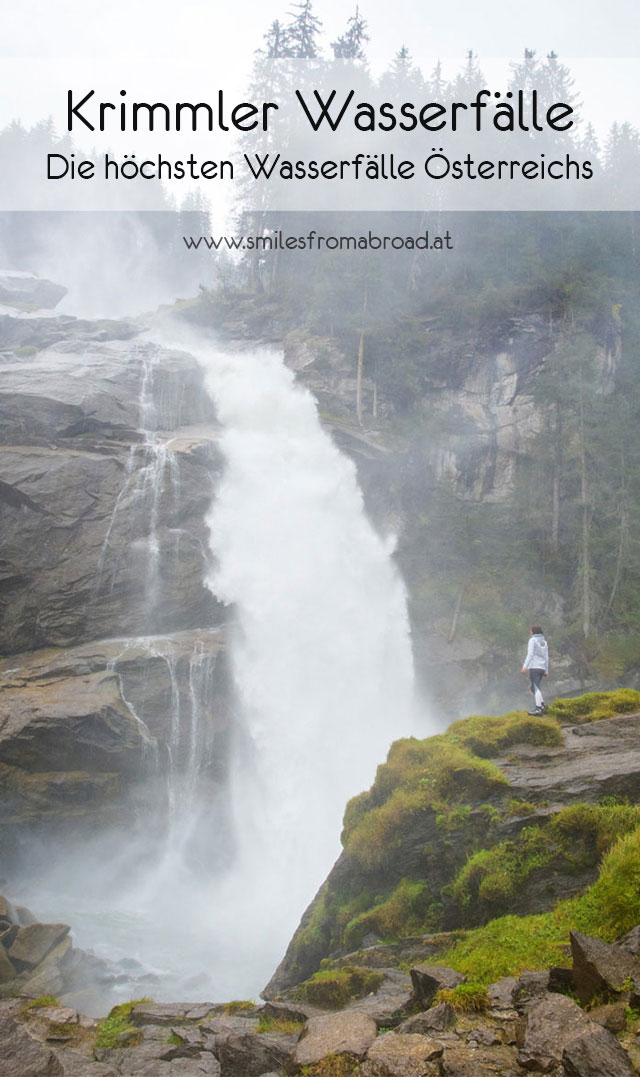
0, 275, 230, 856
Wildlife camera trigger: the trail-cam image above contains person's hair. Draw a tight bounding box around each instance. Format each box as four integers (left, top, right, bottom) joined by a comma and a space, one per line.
531, 625, 544, 635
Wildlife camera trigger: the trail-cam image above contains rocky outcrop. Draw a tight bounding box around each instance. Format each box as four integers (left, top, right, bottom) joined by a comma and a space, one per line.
0, 270, 67, 311
0, 281, 233, 850
4, 924, 640, 1075
0, 895, 117, 1005
265, 709, 640, 997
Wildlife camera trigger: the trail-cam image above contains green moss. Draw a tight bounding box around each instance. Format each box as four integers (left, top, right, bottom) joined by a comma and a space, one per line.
451, 825, 554, 913
435, 982, 489, 1012
23, 995, 60, 1010
256, 1013, 305, 1035
451, 801, 640, 922
505, 799, 537, 817
293, 966, 384, 1009
343, 878, 432, 950
167, 1031, 184, 1046
221, 1000, 255, 1014
447, 712, 563, 757
343, 738, 507, 870
435, 823, 640, 982
549, 689, 640, 724
94, 999, 151, 1049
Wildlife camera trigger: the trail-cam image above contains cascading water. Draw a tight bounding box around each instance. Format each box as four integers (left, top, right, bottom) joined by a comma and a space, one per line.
176, 338, 419, 992
10, 333, 423, 1006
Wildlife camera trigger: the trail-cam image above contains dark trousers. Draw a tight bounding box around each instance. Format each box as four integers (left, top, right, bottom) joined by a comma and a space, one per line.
529, 668, 545, 698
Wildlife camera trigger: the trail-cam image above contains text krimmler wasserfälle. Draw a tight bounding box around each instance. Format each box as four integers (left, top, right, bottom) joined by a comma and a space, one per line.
65, 88, 575, 134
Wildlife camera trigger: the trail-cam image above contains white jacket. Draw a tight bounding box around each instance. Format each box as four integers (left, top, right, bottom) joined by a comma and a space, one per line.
522, 633, 549, 673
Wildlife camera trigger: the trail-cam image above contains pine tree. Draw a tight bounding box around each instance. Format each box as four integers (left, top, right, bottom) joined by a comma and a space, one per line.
331, 6, 369, 60
284, 0, 323, 59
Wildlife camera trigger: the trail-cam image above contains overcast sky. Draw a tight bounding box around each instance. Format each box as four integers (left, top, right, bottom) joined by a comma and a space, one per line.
2, 0, 639, 65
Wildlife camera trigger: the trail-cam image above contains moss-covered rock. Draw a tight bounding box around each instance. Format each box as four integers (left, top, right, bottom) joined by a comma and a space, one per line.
264, 693, 640, 998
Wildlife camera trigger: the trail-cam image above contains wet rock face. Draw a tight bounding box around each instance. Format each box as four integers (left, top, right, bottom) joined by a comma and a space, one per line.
0, 329, 223, 654
0, 270, 67, 310
0, 292, 232, 849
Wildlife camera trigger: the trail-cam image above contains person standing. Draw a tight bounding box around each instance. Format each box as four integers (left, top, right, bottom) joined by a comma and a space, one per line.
521, 626, 549, 715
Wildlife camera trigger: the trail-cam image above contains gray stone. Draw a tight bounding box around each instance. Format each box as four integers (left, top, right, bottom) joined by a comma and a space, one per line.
347, 968, 414, 1025
0, 1000, 64, 1076
488, 977, 517, 1010
410, 964, 465, 1006
215, 1029, 295, 1076
363, 1031, 442, 1076
7, 921, 70, 969
570, 930, 640, 1004
396, 1002, 456, 1034
293, 1010, 378, 1066
518, 993, 631, 1074
617, 925, 640, 957
0, 271, 67, 310
588, 1002, 628, 1033
129, 1003, 217, 1027
440, 1044, 522, 1076
563, 1026, 634, 1076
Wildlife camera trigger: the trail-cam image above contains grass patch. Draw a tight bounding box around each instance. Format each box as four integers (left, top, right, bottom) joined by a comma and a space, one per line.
94, 999, 151, 1049
450, 800, 640, 921
22, 995, 60, 1011
435, 982, 489, 1012
221, 999, 255, 1014
299, 1055, 361, 1076
549, 689, 640, 724
342, 738, 507, 870
256, 1013, 305, 1035
343, 879, 433, 951
447, 712, 563, 758
435, 823, 640, 982
293, 966, 384, 1009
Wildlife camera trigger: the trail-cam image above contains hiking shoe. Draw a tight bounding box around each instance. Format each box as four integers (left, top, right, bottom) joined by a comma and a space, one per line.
528, 706, 546, 716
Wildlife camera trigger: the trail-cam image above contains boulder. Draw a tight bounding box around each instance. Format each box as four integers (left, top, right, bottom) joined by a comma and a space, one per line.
562, 1026, 634, 1076
129, 1002, 217, 1026
487, 977, 517, 1010
570, 931, 640, 1004
439, 1044, 522, 1076
293, 1011, 377, 1066
347, 968, 415, 1025
7, 921, 70, 969
410, 964, 465, 1006
0, 999, 64, 1076
617, 925, 640, 958
362, 1031, 443, 1076
20, 936, 73, 996
0, 271, 67, 310
588, 1002, 628, 1033
396, 1002, 456, 1034
518, 994, 632, 1074
215, 1029, 295, 1076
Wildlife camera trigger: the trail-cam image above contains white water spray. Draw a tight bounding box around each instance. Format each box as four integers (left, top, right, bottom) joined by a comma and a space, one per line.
189, 340, 418, 986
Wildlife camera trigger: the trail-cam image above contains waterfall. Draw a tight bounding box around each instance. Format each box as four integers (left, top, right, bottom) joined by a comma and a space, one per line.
11, 334, 420, 1006
187, 339, 418, 990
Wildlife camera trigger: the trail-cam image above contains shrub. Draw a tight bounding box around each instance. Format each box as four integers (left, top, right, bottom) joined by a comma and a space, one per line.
435, 982, 489, 1012
94, 999, 151, 1049
294, 966, 384, 1009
